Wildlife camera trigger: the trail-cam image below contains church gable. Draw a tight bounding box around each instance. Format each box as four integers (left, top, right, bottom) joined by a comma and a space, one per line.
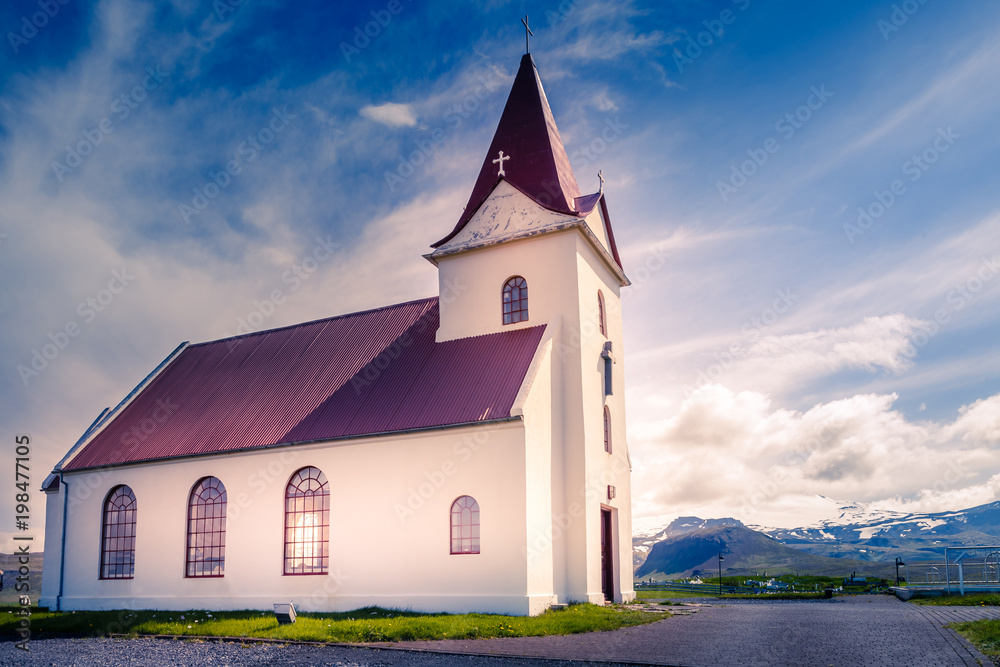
434, 53, 582, 249
62, 298, 545, 471
431, 180, 582, 254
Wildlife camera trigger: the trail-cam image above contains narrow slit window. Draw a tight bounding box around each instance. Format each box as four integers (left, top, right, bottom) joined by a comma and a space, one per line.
598, 291, 607, 337
604, 406, 612, 453
502, 277, 528, 324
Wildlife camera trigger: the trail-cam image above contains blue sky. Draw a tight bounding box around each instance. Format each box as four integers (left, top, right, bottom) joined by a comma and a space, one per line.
2, 0, 1000, 548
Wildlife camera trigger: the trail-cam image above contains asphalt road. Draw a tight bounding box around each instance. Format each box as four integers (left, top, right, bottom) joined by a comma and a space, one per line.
2, 596, 998, 666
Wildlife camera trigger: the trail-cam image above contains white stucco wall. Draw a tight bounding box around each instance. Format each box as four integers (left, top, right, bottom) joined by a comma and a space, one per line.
44, 421, 552, 615
433, 192, 634, 606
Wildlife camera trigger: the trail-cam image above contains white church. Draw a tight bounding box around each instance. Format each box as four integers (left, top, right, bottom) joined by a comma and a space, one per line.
41, 51, 635, 616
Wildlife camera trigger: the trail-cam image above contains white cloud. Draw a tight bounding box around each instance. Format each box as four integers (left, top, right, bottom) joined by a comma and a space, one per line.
360, 102, 417, 128
633, 384, 998, 529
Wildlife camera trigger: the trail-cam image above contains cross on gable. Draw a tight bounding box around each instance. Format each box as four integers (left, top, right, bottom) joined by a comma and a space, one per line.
493, 150, 510, 177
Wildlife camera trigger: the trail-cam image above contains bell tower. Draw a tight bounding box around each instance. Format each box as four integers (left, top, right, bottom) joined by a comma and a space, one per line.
425, 51, 635, 605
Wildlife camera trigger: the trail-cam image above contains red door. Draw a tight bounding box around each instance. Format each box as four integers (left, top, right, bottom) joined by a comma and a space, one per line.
601, 509, 614, 601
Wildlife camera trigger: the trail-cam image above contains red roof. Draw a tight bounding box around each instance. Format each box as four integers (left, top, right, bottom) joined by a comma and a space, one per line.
434, 54, 582, 248
432, 54, 625, 275
63, 298, 545, 471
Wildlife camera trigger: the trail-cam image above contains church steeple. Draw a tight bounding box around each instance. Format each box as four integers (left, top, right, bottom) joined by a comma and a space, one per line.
432, 54, 582, 248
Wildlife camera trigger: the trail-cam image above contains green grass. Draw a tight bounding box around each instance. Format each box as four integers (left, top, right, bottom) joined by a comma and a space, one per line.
910, 593, 1000, 606
720, 592, 828, 600
0, 603, 667, 643
636, 590, 717, 600
952, 619, 1000, 658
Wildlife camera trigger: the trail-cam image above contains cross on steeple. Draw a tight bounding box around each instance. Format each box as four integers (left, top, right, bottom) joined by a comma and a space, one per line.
521, 15, 533, 54
493, 150, 510, 176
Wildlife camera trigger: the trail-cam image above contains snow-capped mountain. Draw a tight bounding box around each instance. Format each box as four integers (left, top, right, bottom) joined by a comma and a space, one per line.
634, 499, 1000, 570
751, 499, 1000, 562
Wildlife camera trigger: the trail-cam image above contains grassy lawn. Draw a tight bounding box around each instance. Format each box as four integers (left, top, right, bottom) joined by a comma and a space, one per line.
952, 620, 1000, 659
636, 590, 716, 600
910, 593, 1000, 606
0, 603, 667, 643
721, 592, 827, 600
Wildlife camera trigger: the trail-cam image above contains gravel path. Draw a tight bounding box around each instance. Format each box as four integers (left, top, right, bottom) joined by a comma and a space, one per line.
2, 597, 998, 666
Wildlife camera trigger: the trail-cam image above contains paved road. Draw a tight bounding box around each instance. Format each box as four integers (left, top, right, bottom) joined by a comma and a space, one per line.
389, 597, 1000, 667
2, 597, 997, 666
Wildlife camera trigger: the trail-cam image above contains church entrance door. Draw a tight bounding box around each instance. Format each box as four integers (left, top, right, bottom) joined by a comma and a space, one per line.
601, 508, 614, 601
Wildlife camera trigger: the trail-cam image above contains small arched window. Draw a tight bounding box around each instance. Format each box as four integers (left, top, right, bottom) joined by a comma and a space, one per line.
284, 467, 330, 575
604, 406, 612, 453
502, 276, 528, 324
100, 485, 137, 579
598, 291, 607, 337
186, 477, 227, 578
450, 496, 480, 554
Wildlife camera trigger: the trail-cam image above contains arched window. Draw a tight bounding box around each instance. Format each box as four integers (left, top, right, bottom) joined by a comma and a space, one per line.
450, 496, 480, 554
284, 467, 330, 575
502, 276, 528, 324
186, 477, 227, 578
604, 406, 612, 453
598, 291, 607, 337
100, 485, 136, 579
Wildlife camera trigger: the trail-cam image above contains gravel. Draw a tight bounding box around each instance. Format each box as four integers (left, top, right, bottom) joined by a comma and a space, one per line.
0, 637, 646, 667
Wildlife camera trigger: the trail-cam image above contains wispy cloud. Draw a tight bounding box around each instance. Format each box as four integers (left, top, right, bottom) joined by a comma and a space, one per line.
360, 102, 418, 128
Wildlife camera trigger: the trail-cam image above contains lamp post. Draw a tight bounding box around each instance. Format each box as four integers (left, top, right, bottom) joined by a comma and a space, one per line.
718, 553, 725, 595
895, 557, 906, 586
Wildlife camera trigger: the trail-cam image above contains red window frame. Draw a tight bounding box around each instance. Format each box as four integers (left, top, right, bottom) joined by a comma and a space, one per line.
450, 495, 480, 554
502, 276, 528, 325
186, 476, 227, 578
598, 290, 606, 337
283, 466, 330, 575
604, 406, 612, 454
100, 485, 136, 580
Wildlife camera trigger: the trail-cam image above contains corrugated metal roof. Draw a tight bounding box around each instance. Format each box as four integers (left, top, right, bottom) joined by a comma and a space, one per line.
64, 298, 545, 470
431, 54, 625, 273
